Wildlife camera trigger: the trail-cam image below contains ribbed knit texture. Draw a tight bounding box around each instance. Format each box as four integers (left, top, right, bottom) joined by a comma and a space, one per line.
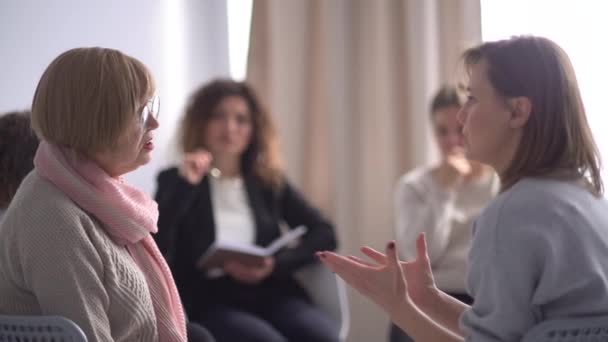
0, 141, 186, 342
0, 172, 156, 341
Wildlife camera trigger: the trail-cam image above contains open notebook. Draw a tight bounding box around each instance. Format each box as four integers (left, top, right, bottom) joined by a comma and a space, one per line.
196, 225, 308, 269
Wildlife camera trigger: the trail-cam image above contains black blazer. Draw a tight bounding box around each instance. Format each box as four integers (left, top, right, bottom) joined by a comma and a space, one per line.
154, 167, 337, 317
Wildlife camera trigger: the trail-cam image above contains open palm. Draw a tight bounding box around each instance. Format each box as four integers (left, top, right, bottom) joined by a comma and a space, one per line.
319, 233, 436, 315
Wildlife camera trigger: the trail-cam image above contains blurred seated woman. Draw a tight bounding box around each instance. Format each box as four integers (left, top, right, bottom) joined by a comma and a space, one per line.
390, 86, 497, 341
155, 79, 339, 342
0, 111, 39, 221
0, 47, 212, 342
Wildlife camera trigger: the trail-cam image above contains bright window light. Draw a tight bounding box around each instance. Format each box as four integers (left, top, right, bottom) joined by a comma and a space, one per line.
227, 0, 253, 81
481, 0, 608, 190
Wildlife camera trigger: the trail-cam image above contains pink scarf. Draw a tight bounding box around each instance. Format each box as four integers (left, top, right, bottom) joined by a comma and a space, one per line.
34, 141, 187, 342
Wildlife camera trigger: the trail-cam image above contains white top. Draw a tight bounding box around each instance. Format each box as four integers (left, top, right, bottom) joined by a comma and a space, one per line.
209, 175, 255, 245
394, 167, 498, 292
461, 178, 608, 341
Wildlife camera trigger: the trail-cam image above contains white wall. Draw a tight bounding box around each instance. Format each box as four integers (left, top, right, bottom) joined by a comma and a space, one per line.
0, 0, 230, 194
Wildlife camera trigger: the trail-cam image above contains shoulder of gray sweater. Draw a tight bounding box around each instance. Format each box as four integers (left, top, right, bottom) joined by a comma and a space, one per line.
488, 178, 588, 217
4, 172, 109, 249
477, 177, 602, 251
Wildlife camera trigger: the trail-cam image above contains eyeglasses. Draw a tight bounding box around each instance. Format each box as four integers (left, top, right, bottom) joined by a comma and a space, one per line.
141, 95, 160, 125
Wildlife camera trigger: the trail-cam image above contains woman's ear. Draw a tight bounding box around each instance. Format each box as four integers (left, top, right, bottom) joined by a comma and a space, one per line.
507, 97, 532, 129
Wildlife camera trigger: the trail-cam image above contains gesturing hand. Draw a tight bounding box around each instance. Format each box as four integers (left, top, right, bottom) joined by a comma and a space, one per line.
359, 234, 437, 310
318, 234, 436, 315
437, 150, 472, 190
223, 257, 275, 285
178, 150, 213, 185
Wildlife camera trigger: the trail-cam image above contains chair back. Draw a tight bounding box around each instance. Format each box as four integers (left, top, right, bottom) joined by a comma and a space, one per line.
295, 262, 350, 342
522, 315, 608, 342
0, 315, 88, 342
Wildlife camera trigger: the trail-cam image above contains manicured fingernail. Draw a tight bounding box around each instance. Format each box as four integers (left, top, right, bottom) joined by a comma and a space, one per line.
388, 241, 395, 249
316, 252, 326, 259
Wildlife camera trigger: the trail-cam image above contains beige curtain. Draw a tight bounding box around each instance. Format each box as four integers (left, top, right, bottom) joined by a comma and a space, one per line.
247, 1, 481, 340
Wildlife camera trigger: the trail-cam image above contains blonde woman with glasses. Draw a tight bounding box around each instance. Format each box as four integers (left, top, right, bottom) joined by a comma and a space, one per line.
0, 48, 213, 342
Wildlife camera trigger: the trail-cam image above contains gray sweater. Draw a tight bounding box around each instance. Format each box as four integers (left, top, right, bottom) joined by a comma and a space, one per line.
460, 178, 608, 341
0, 172, 159, 342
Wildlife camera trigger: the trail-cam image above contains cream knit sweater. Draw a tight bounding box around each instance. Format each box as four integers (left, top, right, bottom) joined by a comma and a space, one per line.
0, 172, 159, 342
394, 167, 498, 293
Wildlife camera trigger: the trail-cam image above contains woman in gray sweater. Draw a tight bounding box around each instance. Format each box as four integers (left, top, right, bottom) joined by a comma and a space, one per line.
319, 35, 608, 341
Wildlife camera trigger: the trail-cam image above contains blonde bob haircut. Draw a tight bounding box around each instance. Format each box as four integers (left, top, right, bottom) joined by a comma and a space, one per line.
31, 47, 155, 154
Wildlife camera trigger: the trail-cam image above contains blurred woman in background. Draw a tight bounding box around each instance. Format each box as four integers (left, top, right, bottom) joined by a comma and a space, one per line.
0, 110, 39, 221
155, 79, 339, 342
391, 85, 497, 341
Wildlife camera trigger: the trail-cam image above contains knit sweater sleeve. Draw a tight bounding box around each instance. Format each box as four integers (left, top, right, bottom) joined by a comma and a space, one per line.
12, 204, 113, 342
459, 197, 544, 342
459, 180, 592, 342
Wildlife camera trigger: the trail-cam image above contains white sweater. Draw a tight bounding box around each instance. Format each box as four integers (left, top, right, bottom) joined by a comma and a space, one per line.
0, 172, 159, 342
394, 167, 498, 292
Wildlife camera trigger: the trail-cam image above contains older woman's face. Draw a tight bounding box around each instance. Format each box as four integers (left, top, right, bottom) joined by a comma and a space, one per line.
203, 95, 253, 160
93, 97, 159, 177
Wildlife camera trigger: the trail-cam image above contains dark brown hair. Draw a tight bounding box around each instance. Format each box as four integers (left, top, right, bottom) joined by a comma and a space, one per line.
462, 36, 602, 195
179, 79, 283, 189
430, 85, 465, 116
0, 111, 40, 207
